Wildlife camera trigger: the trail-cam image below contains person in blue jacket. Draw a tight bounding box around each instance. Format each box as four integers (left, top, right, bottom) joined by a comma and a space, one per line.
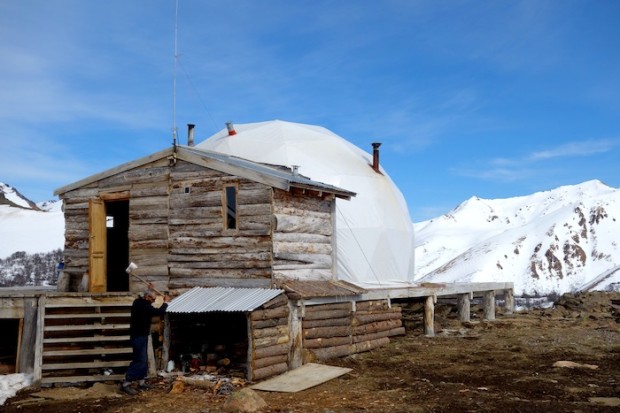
120, 290, 170, 395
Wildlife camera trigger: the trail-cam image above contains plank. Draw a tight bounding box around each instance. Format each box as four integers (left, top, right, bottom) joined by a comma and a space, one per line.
43, 335, 130, 344
42, 360, 131, 370
45, 313, 130, 319
44, 323, 130, 331
250, 363, 351, 392
43, 348, 132, 357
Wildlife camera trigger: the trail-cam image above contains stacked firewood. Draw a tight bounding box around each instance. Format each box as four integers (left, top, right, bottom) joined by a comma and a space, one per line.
303, 300, 405, 360
249, 294, 290, 380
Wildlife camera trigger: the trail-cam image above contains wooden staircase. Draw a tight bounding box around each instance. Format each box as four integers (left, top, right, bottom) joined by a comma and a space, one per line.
37, 295, 135, 385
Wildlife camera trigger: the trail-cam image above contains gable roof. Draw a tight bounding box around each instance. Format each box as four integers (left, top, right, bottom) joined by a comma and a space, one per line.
54, 145, 356, 199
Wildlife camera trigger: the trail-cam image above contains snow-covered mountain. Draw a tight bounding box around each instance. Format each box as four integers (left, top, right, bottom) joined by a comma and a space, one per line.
415, 180, 620, 296
0, 183, 64, 258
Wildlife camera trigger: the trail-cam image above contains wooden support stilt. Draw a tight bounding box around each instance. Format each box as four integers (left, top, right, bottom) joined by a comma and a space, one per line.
457, 293, 470, 322
483, 291, 496, 321
504, 289, 514, 315
424, 296, 435, 337
288, 301, 303, 370
33, 295, 46, 387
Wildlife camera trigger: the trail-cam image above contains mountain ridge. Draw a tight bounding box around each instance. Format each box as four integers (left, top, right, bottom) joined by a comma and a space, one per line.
415, 179, 620, 295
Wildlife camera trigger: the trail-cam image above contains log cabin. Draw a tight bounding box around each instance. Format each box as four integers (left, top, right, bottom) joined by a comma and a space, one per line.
0, 121, 513, 386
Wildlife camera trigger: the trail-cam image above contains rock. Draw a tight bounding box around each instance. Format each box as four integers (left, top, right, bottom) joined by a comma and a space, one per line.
222, 388, 267, 413
552, 360, 598, 370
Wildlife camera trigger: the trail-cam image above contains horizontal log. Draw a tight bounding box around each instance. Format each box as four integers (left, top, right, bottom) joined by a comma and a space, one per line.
130, 196, 169, 207
252, 354, 288, 369
171, 236, 272, 249
168, 260, 272, 270
355, 300, 390, 312
252, 317, 288, 329
273, 213, 332, 235
302, 317, 351, 329
352, 327, 406, 344
273, 253, 331, 265
253, 325, 289, 339
130, 240, 169, 249
353, 312, 402, 326
168, 268, 271, 278
304, 335, 352, 349
168, 252, 271, 262
254, 343, 289, 359
352, 319, 402, 335
251, 307, 289, 321
273, 241, 332, 255
272, 232, 331, 244
168, 277, 272, 290
272, 269, 332, 280
305, 303, 352, 313
254, 334, 289, 349
303, 309, 352, 321
273, 190, 331, 213
304, 325, 351, 340
252, 362, 289, 381
310, 337, 390, 361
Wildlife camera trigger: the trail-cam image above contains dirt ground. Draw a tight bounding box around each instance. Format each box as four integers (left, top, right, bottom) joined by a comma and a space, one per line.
4, 291, 620, 413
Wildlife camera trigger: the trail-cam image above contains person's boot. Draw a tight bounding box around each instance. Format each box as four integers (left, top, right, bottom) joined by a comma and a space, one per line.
138, 380, 151, 391
120, 381, 139, 396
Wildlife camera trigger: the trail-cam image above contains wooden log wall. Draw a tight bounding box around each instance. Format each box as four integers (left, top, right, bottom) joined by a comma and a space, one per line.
58, 158, 286, 292
272, 190, 335, 280
168, 161, 273, 289
58, 158, 172, 292
248, 294, 290, 381
303, 300, 405, 361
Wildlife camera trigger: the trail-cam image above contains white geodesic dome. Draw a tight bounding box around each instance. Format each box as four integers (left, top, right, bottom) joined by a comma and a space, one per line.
195, 120, 415, 288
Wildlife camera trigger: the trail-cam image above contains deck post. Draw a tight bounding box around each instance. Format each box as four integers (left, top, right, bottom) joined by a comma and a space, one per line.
504, 289, 514, 315
33, 295, 46, 387
288, 300, 303, 369
457, 293, 470, 322
424, 295, 435, 337
483, 291, 496, 321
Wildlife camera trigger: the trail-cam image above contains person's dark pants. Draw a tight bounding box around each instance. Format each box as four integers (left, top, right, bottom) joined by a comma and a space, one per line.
125, 336, 148, 382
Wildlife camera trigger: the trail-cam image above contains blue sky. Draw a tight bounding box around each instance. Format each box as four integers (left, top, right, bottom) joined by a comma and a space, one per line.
1, 1, 619, 222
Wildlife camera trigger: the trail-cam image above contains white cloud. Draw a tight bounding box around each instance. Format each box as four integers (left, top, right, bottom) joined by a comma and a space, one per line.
528, 138, 619, 161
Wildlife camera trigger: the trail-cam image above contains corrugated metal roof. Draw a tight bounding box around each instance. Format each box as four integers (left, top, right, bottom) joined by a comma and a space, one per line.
167, 287, 285, 313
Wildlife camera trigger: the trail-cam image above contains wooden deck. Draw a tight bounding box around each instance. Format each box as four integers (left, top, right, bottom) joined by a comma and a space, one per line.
1, 281, 514, 385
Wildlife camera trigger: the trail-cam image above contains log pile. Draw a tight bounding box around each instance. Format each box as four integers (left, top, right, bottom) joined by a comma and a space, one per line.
303, 300, 405, 361
249, 294, 290, 381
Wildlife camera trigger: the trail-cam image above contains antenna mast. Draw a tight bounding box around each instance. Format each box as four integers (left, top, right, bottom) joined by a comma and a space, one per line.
172, 0, 179, 147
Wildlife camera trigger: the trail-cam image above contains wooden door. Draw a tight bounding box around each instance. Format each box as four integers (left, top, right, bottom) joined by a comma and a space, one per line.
88, 198, 107, 292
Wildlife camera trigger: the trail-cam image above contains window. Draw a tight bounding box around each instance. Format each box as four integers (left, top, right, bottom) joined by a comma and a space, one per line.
224, 185, 237, 230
